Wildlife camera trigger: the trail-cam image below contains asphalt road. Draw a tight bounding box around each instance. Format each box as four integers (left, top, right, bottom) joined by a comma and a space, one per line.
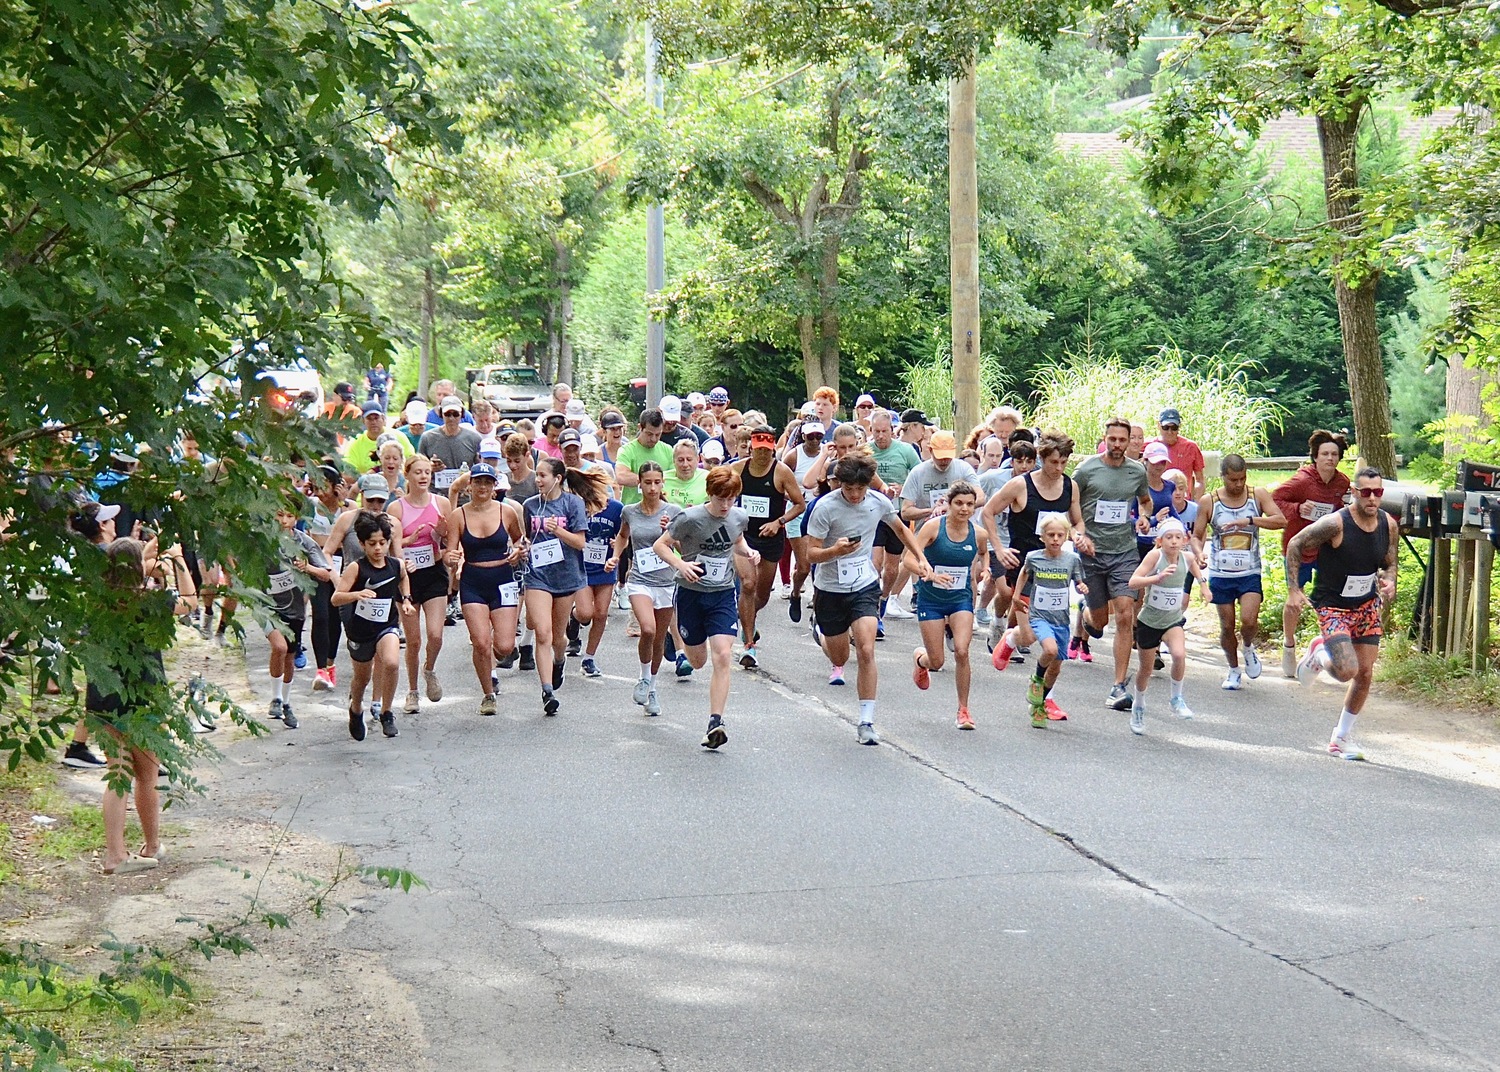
199, 593, 1500, 1071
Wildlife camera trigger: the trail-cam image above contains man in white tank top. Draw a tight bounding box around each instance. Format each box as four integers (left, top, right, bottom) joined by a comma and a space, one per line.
1191, 454, 1285, 690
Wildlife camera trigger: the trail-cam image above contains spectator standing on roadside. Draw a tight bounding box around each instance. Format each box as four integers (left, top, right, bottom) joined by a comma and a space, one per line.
365, 363, 390, 411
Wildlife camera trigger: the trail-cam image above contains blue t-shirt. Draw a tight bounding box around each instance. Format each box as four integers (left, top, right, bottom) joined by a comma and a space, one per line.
583, 499, 624, 585
522, 492, 589, 595
1136, 480, 1180, 550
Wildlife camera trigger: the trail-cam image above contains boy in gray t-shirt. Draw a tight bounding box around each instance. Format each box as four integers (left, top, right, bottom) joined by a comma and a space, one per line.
994, 516, 1088, 728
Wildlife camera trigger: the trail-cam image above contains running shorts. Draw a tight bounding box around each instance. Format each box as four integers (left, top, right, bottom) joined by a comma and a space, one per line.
1315, 598, 1382, 646
459, 563, 519, 612
1209, 574, 1263, 605
675, 586, 739, 646
407, 562, 449, 604
812, 582, 881, 638
1082, 550, 1139, 609
1028, 617, 1071, 658
1134, 618, 1184, 651
347, 626, 400, 663
626, 581, 675, 610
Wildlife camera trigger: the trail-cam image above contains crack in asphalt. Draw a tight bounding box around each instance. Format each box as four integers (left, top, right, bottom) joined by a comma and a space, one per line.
1289, 923, 1500, 966
602, 1023, 670, 1072
758, 669, 1500, 1072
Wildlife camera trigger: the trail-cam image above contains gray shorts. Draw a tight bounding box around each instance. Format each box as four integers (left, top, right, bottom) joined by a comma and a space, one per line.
1082, 550, 1138, 609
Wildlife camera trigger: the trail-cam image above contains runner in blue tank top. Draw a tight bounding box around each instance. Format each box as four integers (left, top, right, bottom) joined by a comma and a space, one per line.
902, 480, 991, 730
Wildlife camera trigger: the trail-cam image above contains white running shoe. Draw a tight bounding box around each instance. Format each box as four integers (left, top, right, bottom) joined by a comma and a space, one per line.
1243, 646, 1262, 679
1129, 699, 1145, 735
1281, 644, 1298, 678
1170, 696, 1194, 720
1328, 735, 1366, 761
884, 600, 915, 620
644, 689, 661, 716
632, 678, 651, 706
1221, 668, 1243, 691
1296, 638, 1326, 687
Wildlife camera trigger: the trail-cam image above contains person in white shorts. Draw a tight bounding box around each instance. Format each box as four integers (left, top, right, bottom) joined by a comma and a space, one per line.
616, 463, 681, 717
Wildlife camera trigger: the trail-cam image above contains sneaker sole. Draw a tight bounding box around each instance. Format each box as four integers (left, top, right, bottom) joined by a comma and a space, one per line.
702, 728, 728, 750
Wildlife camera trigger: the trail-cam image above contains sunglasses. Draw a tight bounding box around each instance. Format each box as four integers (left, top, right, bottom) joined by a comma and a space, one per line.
1357, 487, 1384, 499
1159, 424, 1179, 431
855, 403, 874, 410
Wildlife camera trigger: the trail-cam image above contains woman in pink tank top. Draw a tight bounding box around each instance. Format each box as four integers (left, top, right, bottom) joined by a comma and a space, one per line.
389, 455, 453, 715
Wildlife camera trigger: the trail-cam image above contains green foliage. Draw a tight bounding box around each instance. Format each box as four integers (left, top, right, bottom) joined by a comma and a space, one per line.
898, 340, 1014, 429
1031, 344, 1285, 457
1387, 266, 1450, 460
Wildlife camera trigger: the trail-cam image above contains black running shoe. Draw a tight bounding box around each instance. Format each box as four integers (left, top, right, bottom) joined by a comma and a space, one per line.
62, 741, 107, 769
380, 710, 399, 738
498, 649, 517, 670
542, 689, 560, 717
701, 714, 728, 750
552, 660, 565, 689
789, 593, 802, 623
348, 705, 366, 742
281, 703, 298, 730
518, 645, 536, 672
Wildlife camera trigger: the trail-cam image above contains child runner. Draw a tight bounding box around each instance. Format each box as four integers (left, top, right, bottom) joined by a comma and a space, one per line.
332, 511, 411, 740
576, 494, 624, 678
523, 457, 612, 716
305, 463, 349, 692
389, 455, 452, 715
266, 501, 332, 730
904, 480, 990, 729
997, 516, 1089, 727
617, 464, 681, 717
445, 462, 525, 715
1127, 518, 1205, 734
652, 466, 759, 750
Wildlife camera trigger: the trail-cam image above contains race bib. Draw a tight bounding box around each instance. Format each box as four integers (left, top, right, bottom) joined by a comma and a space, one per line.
742, 494, 770, 518
268, 570, 295, 595
1035, 510, 1068, 537
1147, 585, 1187, 613
498, 581, 520, 607
1341, 573, 1376, 599
933, 564, 970, 588
1032, 585, 1068, 613
1216, 550, 1254, 573
699, 557, 730, 585
1308, 502, 1335, 520
353, 597, 392, 623
584, 540, 609, 566
1094, 499, 1129, 525
403, 544, 435, 571
836, 556, 877, 589
634, 548, 664, 573
330, 554, 342, 577
433, 468, 456, 490
530, 540, 563, 568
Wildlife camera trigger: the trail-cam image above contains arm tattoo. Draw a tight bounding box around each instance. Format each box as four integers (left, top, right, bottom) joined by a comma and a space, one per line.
1284, 513, 1343, 589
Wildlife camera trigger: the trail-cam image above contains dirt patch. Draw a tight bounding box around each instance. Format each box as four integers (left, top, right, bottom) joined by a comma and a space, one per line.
1, 627, 432, 1071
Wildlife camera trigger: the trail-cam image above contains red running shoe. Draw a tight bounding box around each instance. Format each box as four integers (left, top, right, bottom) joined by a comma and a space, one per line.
1044, 698, 1069, 721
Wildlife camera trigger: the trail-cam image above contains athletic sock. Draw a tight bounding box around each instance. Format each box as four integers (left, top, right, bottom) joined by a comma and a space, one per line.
1334, 708, 1357, 739
1033, 663, 1046, 683
858, 699, 876, 725
640, 662, 652, 680
1170, 679, 1184, 700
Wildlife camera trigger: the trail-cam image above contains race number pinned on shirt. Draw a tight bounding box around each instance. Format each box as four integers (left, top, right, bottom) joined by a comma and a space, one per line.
1147, 585, 1187, 614
1032, 585, 1068, 613
433, 468, 457, 491
354, 597, 392, 623
1308, 502, 1335, 520
836, 556, 877, 589
634, 548, 664, 573
741, 495, 770, 518
403, 544, 436, 571
1341, 573, 1376, 599
584, 540, 609, 566
699, 557, 730, 585
530, 539, 563, 568
1216, 549, 1254, 573
268, 570, 295, 595
498, 582, 520, 607
1094, 500, 1129, 525
330, 555, 342, 577
933, 564, 970, 589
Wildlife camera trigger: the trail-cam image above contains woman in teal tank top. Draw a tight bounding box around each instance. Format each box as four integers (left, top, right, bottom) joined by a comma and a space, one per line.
1127, 518, 1206, 735
901, 480, 992, 730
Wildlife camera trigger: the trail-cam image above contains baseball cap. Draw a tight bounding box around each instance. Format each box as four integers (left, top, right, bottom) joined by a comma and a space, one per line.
1144, 442, 1171, 464
334, 381, 355, 401
801, 421, 826, 437
440, 395, 464, 415
96, 503, 122, 523
565, 398, 587, 418
580, 434, 601, 456
899, 408, 934, 427
600, 410, 625, 429
1159, 408, 1183, 426
478, 438, 502, 459
358, 474, 390, 499
469, 462, 498, 481
496, 420, 517, 435
799, 401, 817, 416
404, 400, 428, 425
855, 393, 876, 408
702, 440, 725, 461
930, 430, 958, 459
361, 401, 384, 417
686, 391, 707, 409
559, 428, 582, 448
708, 387, 729, 404
660, 395, 683, 421
750, 431, 777, 448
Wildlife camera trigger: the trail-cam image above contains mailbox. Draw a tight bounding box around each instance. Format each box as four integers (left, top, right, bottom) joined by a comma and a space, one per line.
1441, 491, 1467, 534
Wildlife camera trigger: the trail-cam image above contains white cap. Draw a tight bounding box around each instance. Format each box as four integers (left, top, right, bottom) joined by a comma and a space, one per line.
800, 401, 817, 416
687, 391, 707, 408
702, 440, 725, 460
580, 434, 600, 456
801, 421, 826, 436
660, 395, 683, 420
404, 400, 428, 425
96, 503, 122, 523
565, 398, 587, 418
855, 393, 876, 407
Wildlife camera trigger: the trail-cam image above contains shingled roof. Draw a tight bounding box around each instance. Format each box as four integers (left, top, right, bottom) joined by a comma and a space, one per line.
1056, 108, 1463, 171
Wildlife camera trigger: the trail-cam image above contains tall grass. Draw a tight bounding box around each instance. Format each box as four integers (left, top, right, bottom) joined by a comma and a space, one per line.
899, 339, 1016, 429
1030, 343, 1286, 456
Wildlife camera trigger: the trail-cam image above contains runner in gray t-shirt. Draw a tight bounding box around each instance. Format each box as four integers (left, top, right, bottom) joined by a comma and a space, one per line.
806, 454, 933, 746
418, 421, 483, 494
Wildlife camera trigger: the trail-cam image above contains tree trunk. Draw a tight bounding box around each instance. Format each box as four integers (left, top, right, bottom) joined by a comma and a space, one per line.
816, 232, 841, 395
542, 305, 557, 385
1317, 103, 1398, 476
554, 240, 574, 386
419, 263, 434, 401
798, 311, 818, 400
1446, 356, 1496, 460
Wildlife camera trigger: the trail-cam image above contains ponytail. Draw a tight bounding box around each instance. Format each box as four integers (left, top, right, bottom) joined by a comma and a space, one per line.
562, 466, 612, 515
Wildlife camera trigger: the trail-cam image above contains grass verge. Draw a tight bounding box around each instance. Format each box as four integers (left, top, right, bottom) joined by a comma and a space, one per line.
1376, 635, 1500, 714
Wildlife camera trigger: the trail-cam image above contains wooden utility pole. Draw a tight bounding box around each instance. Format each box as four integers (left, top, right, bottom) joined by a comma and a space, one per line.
949, 64, 980, 436
644, 22, 666, 408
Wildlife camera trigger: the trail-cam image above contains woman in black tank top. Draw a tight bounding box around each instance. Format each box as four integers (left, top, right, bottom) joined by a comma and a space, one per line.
331, 511, 410, 739
445, 468, 525, 714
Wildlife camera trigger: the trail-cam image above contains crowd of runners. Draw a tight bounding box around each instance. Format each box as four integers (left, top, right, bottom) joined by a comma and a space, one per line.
49, 380, 1400, 870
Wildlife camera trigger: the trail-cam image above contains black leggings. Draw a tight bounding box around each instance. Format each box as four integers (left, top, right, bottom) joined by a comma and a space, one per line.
311, 581, 342, 669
